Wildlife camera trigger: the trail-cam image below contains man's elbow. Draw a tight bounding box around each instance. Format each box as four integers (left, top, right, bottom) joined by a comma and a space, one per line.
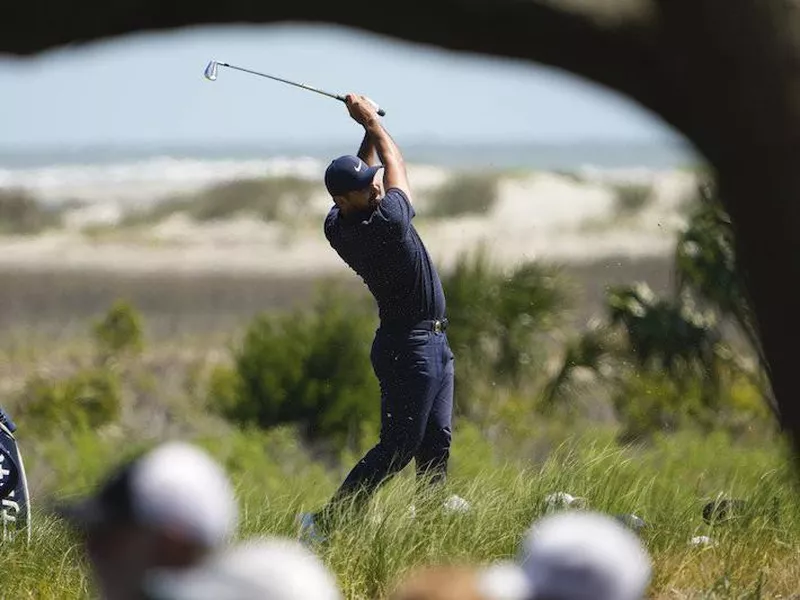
384, 153, 407, 177
380, 147, 403, 168
384, 166, 409, 193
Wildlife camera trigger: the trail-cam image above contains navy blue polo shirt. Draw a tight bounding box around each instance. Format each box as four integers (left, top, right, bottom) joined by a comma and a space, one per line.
324, 187, 446, 326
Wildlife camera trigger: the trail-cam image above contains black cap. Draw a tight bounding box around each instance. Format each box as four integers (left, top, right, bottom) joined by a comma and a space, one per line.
53, 460, 138, 531
324, 155, 383, 196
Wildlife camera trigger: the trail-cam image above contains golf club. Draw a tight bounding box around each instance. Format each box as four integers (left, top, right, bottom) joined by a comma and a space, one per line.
204, 60, 386, 117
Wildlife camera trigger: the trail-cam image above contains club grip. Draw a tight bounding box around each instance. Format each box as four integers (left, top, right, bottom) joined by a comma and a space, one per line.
340, 96, 386, 117
365, 97, 386, 117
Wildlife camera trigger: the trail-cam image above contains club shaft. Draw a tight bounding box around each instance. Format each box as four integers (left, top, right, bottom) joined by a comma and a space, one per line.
220, 63, 344, 102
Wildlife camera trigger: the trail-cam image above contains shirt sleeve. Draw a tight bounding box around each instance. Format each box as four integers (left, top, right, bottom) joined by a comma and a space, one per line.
323, 207, 338, 243
372, 188, 415, 238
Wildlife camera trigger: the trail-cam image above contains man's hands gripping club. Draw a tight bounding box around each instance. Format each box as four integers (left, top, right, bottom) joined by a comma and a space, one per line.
346, 93, 382, 127
345, 94, 411, 201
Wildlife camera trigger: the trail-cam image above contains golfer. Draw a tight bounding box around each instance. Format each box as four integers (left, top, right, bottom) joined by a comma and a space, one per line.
301, 93, 456, 538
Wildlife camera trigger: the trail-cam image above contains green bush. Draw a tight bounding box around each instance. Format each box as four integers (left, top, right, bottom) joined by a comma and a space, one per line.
442, 248, 572, 415
612, 182, 654, 215
606, 283, 722, 378
544, 280, 774, 443
611, 368, 703, 442
17, 368, 122, 433
612, 368, 773, 444
539, 321, 620, 411
92, 299, 144, 360
425, 172, 500, 218
0, 188, 63, 235
207, 282, 379, 451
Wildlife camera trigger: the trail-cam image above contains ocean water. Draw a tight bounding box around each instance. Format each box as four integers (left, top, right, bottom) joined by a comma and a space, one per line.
0, 140, 699, 206
0, 139, 696, 169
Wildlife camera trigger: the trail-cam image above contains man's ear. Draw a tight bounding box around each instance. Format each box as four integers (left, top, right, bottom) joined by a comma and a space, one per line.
333, 195, 347, 209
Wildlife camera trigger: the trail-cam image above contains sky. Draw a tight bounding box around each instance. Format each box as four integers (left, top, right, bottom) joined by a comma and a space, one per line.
0, 23, 686, 150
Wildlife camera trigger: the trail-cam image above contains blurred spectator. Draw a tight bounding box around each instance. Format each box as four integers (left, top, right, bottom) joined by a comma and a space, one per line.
517, 511, 651, 600
53, 441, 238, 600
142, 535, 342, 600
388, 564, 489, 600
477, 560, 531, 600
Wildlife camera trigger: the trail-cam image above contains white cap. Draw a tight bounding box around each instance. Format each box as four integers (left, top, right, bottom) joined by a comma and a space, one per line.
477, 561, 532, 600
144, 536, 343, 600
130, 442, 238, 547
518, 511, 651, 600
56, 441, 238, 549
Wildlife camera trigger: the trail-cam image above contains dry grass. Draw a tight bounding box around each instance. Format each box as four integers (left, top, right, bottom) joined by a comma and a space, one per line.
423, 172, 501, 218
0, 189, 67, 235
119, 176, 318, 227
612, 182, 655, 215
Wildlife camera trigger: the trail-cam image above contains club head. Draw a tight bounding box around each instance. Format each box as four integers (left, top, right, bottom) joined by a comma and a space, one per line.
204, 60, 219, 81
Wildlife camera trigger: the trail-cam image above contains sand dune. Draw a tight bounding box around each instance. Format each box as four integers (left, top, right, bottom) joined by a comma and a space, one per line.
0, 164, 699, 275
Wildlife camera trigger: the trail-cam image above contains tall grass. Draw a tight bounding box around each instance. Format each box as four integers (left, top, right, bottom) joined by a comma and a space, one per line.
1, 422, 796, 598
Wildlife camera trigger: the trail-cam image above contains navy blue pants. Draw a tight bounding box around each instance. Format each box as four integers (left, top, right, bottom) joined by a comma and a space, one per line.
330, 322, 455, 509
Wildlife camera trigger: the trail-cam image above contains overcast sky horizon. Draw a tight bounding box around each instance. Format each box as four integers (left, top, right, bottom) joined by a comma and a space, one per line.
0, 24, 687, 150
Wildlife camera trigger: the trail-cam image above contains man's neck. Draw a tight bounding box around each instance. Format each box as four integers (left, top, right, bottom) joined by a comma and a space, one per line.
340, 205, 372, 221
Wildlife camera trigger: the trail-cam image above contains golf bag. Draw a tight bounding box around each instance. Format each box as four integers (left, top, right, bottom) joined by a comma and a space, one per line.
0, 406, 31, 543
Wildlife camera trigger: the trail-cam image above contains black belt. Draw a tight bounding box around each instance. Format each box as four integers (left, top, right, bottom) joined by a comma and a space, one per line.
413, 318, 449, 333
381, 318, 449, 333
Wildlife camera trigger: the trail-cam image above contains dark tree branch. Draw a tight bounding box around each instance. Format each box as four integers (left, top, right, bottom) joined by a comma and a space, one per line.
4, 1, 675, 128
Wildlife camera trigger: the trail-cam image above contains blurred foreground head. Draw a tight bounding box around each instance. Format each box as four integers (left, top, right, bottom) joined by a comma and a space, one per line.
389, 564, 487, 600
54, 441, 238, 600
389, 561, 532, 600
518, 511, 651, 600
143, 536, 342, 600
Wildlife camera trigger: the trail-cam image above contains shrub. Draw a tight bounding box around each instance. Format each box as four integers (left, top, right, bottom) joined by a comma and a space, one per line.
611, 368, 703, 442
207, 282, 379, 451
92, 299, 144, 361
121, 176, 317, 226
441, 248, 572, 415
0, 188, 63, 235
425, 172, 500, 218
544, 280, 774, 443
612, 182, 653, 215
190, 177, 316, 222
611, 367, 773, 444
606, 282, 722, 379
539, 321, 620, 411
17, 368, 122, 433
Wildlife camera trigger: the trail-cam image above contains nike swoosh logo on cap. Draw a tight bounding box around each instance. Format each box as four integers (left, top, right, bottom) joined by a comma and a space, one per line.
354, 162, 362, 172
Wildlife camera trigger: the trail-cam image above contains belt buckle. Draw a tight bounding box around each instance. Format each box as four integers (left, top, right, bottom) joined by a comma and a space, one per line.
433, 320, 443, 333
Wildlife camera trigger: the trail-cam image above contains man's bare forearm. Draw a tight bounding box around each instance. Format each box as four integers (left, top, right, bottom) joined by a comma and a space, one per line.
357, 130, 378, 166
364, 118, 403, 168
364, 116, 410, 196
